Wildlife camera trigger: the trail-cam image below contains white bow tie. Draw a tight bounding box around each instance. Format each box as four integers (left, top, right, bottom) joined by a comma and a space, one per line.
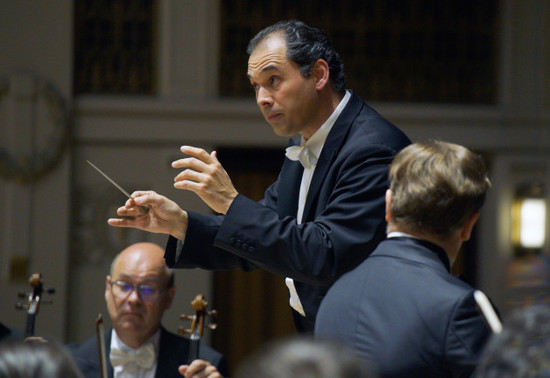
110, 342, 155, 370
285, 145, 317, 169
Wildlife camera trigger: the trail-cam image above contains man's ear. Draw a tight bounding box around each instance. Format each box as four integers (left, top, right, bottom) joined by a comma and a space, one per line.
105, 275, 111, 302
385, 189, 392, 222
312, 59, 330, 90
461, 212, 481, 241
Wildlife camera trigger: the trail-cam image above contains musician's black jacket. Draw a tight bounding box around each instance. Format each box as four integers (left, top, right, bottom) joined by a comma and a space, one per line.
66, 326, 228, 378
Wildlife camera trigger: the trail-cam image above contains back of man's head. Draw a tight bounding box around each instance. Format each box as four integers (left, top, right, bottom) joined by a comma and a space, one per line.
235, 336, 377, 378
0, 340, 84, 378
389, 140, 491, 237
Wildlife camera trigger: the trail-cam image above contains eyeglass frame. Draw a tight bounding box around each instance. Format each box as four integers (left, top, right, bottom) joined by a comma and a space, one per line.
108, 279, 166, 302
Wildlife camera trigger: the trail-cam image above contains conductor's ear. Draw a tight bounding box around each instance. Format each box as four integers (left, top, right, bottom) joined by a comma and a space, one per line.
312, 59, 330, 90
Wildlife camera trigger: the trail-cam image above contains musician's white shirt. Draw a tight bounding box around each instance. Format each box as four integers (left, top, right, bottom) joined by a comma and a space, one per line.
110, 329, 160, 378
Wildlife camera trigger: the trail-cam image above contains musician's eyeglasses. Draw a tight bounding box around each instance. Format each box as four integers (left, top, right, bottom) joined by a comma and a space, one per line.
109, 280, 163, 302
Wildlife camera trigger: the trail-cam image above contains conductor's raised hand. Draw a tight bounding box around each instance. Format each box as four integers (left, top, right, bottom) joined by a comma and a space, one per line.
172, 146, 238, 215
107, 190, 188, 240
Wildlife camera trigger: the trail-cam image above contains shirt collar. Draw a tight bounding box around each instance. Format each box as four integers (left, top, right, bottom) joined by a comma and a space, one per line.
386, 232, 451, 272
111, 328, 161, 354
300, 90, 351, 161
387, 231, 421, 239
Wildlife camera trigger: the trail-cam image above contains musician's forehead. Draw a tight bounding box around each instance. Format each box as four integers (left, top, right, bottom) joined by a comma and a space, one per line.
112, 246, 168, 279
113, 272, 161, 284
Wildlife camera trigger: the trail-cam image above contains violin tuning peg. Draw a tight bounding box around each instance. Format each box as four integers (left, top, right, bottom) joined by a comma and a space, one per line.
208, 323, 218, 330
17, 292, 27, 298
179, 314, 194, 321
46, 288, 55, 294
178, 326, 191, 335
207, 309, 218, 317
15, 303, 26, 310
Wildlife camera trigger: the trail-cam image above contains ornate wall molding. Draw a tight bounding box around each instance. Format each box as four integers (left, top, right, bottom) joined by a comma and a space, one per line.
0, 72, 71, 184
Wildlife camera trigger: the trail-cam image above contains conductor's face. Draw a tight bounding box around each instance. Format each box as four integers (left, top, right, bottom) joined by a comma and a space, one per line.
248, 34, 320, 140
105, 244, 175, 347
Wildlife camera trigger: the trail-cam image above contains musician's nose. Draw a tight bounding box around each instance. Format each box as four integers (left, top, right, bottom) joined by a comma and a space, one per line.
126, 288, 142, 303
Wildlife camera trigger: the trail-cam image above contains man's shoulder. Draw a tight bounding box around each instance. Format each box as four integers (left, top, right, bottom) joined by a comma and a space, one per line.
160, 328, 223, 356
163, 328, 221, 349
338, 92, 411, 151
65, 334, 101, 378
66, 334, 97, 353
0, 323, 25, 343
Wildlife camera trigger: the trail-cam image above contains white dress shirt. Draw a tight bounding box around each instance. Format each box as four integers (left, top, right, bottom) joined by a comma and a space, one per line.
110, 329, 160, 378
285, 90, 351, 316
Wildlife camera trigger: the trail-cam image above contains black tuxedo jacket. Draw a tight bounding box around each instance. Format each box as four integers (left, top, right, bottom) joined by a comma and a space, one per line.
165, 92, 411, 331
315, 237, 493, 377
66, 327, 228, 378
0, 323, 24, 343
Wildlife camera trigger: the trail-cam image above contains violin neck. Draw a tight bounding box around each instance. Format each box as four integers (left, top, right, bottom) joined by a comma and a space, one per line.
188, 336, 200, 363
25, 313, 36, 337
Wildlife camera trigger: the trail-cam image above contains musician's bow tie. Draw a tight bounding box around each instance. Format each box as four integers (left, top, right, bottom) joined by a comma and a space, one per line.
285, 145, 317, 169
110, 341, 155, 369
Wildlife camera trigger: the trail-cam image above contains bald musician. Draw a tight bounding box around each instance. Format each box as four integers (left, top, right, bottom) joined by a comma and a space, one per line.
67, 242, 228, 378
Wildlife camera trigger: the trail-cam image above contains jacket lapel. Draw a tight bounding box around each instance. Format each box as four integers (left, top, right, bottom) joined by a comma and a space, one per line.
302, 93, 362, 220
277, 140, 303, 218
155, 327, 189, 377
155, 327, 171, 377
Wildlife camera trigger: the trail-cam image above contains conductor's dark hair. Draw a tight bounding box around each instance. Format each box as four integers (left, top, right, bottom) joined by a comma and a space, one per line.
247, 20, 346, 94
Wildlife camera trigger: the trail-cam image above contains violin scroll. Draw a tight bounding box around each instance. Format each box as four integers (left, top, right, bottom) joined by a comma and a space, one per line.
178, 294, 218, 363
178, 294, 218, 338
15, 272, 55, 337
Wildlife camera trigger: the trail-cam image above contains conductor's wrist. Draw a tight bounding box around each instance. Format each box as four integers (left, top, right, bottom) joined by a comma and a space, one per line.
220, 192, 239, 215
170, 209, 188, 241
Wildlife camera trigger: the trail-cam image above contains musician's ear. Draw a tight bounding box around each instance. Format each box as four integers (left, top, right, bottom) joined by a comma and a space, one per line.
104, 275, 111, 300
